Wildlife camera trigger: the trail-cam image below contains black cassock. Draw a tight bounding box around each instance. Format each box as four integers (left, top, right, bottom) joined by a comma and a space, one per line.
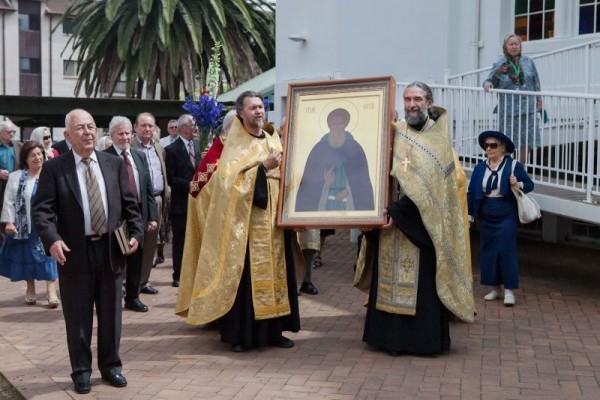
363, 196, 450, 354
219, 166, 300, 348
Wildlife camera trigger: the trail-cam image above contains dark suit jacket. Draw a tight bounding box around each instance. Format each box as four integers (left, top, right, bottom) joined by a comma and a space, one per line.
0, 140, 22, 208
165, 137, 200, 216
104, 146, 158, 226
51, 139, 70, 155
32, 150, 144, 276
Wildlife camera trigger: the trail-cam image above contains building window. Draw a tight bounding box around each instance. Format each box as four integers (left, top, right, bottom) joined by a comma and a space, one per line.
63, 18, 74, 34
63, 60, 80, 77
20, 57, 41, 74
515, 0, 555, 41
18, 13, 40, 31
579, 0, 600, 34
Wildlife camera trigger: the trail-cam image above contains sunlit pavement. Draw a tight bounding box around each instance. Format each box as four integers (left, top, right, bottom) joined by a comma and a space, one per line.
0, 230, 599, 399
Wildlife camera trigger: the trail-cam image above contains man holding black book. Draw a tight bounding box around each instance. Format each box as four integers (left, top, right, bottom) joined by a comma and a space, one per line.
33, 109, 144, 394
106, 116, 158, 313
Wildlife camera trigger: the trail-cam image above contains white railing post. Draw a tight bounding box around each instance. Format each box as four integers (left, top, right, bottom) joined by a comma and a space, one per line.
584, 43, 591, 94
585, 98, 595, 203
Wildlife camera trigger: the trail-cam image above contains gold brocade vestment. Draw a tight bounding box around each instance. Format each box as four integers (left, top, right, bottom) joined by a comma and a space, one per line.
355, 108, 475, 323
175, 118, 291, 325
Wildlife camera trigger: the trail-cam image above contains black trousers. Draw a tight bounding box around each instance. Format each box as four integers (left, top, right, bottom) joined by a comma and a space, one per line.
58, 235, 123, 381
124, 245, 143, 302
170, 213, 187, 282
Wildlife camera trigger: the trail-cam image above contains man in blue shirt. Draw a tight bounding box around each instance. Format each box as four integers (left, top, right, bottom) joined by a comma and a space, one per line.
0, 120, 22, 245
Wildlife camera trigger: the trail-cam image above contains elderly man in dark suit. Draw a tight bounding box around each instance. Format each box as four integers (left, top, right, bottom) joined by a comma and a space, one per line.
0, 120, 22, 245
33, 109, 144, 395
105, 116, 158, 312
165, 114, 200, 287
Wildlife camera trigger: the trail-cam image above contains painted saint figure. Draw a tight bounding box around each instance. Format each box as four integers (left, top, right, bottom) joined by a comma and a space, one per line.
295, 108, 374, 212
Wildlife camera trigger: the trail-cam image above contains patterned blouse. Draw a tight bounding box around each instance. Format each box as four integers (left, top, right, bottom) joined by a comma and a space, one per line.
483, 55, 541, 115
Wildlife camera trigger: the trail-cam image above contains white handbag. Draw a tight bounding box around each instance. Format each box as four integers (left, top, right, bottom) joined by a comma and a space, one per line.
510, 160, 541, 224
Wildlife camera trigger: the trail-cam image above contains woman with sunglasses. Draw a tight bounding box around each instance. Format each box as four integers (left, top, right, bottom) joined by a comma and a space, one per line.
30, 127, 58, 160
467, 130, 534, 306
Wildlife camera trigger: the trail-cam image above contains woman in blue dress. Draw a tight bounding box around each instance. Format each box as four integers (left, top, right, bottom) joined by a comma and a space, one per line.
467, 131, 534, 306
0, 141, 59, 307
483, 34, 542, 164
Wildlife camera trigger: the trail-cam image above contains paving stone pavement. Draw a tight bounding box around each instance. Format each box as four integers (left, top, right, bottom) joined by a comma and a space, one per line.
0, 230, 599, 399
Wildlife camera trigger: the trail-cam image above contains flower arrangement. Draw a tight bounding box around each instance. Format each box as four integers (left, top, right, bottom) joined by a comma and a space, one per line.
183, 42, 225, 150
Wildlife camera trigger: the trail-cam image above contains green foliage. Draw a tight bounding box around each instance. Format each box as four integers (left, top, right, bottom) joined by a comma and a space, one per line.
58, 0, 275, 99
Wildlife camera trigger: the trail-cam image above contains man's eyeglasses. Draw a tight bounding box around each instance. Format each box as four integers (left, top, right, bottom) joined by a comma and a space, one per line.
483, 142, 499, 149
168, 125, 177, 129
3, 130, 16, 135
43, 135, 51, 140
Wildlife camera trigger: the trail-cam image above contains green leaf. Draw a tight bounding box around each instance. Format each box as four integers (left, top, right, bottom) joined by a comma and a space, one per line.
105, 0, 123, 22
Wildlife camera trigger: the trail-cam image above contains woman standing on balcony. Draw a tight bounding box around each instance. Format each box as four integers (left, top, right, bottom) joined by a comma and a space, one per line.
483, 34, 542, 164
467, 131, 534, 306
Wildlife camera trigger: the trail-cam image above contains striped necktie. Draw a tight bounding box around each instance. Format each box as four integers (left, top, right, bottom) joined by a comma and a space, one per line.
187, 141, 196, 167
82, 158, 107, 235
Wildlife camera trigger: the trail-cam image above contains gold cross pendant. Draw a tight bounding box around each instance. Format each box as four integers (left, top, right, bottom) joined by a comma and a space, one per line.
401, 157, 411, 172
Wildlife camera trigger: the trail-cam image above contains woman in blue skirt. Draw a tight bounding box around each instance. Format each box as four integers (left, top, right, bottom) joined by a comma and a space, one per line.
467, 131, 534, 306
0, 141, 58, 307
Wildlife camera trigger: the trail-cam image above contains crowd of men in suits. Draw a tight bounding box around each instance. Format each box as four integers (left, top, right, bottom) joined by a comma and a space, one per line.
49, 112, 199, 302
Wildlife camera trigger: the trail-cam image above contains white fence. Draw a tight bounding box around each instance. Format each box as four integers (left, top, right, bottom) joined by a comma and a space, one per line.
445, 39, 600, 94
397, 83, 600, 203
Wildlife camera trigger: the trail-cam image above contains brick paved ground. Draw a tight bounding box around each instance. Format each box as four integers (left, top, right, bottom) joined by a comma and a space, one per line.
0, 230, 599, 399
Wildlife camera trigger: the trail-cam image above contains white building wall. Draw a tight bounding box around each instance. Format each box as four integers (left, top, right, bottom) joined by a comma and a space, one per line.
275, 0, 600, 120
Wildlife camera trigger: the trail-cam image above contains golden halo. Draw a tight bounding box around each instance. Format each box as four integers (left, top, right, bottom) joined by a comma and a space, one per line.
319, 100, 359, 134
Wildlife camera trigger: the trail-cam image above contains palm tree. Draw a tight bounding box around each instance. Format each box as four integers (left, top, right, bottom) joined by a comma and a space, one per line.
60, 0, 275, 99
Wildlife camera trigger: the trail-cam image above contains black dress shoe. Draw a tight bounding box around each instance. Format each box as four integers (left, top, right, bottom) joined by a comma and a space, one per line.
299, 281, 318, 295
231, 344, 247, 353
101, 373, 127, 388
124, 298, 149, 312
140, 285, 159, 295
73, 376, 91, 394
154, 255, 165, 265
269, 336, 294, 348
172, 280, 180, 287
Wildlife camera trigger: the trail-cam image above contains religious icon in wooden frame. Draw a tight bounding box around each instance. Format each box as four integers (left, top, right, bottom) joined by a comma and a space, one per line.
277, 76, 396, 228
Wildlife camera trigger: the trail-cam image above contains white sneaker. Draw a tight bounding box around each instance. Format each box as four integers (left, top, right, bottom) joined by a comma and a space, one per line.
504, 293, 516, 306
484, 290, 502, 301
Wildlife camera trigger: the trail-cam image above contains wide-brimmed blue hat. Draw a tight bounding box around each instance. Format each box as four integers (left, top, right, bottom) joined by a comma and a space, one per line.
478, 130, 515, 154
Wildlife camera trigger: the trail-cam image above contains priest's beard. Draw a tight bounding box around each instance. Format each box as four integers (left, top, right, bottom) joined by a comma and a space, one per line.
405, 106, 429, 126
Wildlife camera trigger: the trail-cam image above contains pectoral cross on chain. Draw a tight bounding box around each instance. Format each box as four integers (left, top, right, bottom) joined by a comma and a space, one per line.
401, 157, 411, 172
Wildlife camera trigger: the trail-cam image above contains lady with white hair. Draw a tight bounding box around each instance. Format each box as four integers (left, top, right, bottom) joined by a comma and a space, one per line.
30, 127, 58, 159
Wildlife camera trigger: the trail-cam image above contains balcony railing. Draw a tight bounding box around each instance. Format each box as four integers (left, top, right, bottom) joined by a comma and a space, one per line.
396, 83, 600, 206
445, 38, 600, 94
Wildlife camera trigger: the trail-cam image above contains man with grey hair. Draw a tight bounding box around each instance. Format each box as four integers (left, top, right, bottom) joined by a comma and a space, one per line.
106, 116, 158, 312
0, 120, 22, 244
164, 114, 200, 287
132, 112, 169, 294
355, 81, 475, 356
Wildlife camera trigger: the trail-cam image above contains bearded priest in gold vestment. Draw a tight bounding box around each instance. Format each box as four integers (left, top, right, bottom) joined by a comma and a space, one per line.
354, 82, 475, 355
175, 91, 300, 352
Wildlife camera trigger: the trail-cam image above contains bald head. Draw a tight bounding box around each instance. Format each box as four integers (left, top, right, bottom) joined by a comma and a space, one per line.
64, 109, 97, 157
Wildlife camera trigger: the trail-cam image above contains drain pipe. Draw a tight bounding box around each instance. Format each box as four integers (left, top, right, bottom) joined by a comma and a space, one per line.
2, 12, 5, 95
